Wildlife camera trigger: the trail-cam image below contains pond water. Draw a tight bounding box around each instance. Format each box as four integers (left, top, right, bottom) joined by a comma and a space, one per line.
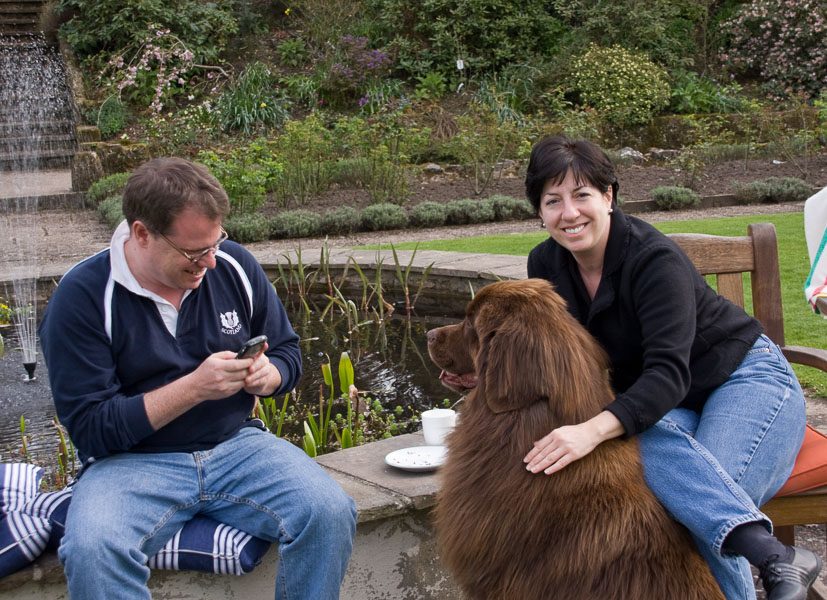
0, 301, 463, 472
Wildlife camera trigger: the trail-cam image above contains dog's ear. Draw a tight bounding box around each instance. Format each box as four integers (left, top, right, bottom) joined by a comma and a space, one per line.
471, 281, 611, 421
476, 322, 552, 414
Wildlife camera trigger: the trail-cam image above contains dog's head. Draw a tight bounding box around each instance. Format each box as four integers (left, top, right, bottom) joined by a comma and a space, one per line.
427, 279, 612, 423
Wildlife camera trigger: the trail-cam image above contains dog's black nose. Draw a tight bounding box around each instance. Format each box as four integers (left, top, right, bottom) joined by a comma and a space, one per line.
427, 329, 439, 345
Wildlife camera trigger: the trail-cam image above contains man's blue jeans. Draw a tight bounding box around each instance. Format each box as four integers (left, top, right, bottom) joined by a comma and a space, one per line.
639, 335, 806, 600
59, 427, 358, 600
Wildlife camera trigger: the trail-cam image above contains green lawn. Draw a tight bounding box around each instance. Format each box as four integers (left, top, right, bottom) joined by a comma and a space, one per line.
379, 212, 827, 396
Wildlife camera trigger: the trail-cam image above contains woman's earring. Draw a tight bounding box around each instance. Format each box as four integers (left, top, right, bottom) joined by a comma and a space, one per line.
608, 208, 613, 214
540, 221, 546, 228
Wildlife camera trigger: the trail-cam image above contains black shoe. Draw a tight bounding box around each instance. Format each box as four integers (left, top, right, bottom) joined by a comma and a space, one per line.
759, 547, 824, 600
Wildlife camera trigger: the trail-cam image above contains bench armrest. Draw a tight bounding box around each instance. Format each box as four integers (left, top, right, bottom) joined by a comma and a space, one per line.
781, 345, 827, 372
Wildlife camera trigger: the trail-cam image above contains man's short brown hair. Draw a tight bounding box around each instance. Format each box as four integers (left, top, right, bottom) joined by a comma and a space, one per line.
122, 157, 230, 234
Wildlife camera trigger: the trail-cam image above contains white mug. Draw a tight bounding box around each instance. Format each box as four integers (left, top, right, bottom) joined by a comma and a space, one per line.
421, 408, 457, 446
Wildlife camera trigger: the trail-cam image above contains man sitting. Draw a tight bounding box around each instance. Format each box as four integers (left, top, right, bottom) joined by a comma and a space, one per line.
39, 157, 357, 599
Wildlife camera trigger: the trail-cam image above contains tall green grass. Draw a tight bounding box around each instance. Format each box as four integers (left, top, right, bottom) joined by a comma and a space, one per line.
381, 212, 827, 395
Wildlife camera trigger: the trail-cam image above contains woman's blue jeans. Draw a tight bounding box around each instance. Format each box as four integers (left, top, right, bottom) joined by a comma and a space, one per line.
58, 427, 358, 600
639, 335, 806, 600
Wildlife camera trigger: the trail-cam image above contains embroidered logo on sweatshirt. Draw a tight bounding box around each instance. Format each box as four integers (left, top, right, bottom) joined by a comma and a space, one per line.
220, 310, 241, 334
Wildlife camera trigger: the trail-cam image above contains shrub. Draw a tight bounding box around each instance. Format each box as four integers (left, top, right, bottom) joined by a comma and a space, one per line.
413, 72, 447, 102
197, 148, 270, 215
84, 97, 130, 138
270, 115, 336, 206
359, 203, 409, 231
364, 0, 566, 77
320, 206, 362, 236
223, 213, 271, 243
445, 198, 496, 226
278, 73, 322, 109
331, 157, 372, 188
549, 0, 697, 71
485, 194, 533, 221
332, 114, 429, 204
733, 177, 814, 204
270, 210, 323, 239
58, 0, 237, 64
65, 2, 237, 111
319, 35, 391, 103
86, 172, 130, 208
277, 38, 308, 68
669, 70, 745, 115
650, 186, 702, 211
570, 44, 670, 126
213, 62, 292, 134
447, 106, 526, 196
410, 201, 446, 228
138, 103, 217, 155
721, 0, 827, 99
97, 194, 124, 229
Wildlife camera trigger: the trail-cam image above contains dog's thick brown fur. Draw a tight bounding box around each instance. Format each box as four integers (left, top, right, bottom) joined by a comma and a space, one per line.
427, 279, 724, 600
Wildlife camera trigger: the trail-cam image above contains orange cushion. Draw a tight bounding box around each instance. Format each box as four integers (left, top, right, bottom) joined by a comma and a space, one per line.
774, 424, 827, 497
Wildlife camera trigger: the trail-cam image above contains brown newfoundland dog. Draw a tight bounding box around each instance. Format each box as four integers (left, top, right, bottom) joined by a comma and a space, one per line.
426, 279, 724, 600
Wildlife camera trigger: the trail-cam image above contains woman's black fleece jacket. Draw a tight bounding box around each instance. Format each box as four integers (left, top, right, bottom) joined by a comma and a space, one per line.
527, 208, 763, 437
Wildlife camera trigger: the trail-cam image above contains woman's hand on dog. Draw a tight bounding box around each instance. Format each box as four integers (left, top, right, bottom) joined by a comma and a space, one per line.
524, 411, 625, 475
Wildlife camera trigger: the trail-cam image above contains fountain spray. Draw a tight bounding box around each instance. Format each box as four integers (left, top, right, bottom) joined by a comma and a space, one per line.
0, 32, 69, 380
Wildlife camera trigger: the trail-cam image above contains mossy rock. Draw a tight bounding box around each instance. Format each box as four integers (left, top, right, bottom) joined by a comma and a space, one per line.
71, 151, 104, 193
76, 125, 101, 144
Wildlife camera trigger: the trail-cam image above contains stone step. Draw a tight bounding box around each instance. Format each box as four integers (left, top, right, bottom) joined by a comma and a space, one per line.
1, 142, 77, 156
0, 119, 74, 136
0, 103, 74, 119
0, 13, 38, 19
0, 6, 40, 15
0, 33, 47, 48
1, 133, 75, 145
0, 22, 41, 34
1, 139, 78, 158
0, 106, 73, 121
0, 148, 74, 170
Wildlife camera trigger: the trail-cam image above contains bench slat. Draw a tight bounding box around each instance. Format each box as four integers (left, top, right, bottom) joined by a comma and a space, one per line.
749, 223, 786, 345
716, 273, 744, 308
668, 233, 754, 274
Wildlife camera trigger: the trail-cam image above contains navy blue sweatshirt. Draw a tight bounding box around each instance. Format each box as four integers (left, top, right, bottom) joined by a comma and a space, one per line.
39, 232, 301, 463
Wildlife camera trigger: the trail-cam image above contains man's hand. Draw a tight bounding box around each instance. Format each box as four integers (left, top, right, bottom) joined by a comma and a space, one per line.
241, 343, 282, 397
144, 350, 274, 430
191, 351, 255, 400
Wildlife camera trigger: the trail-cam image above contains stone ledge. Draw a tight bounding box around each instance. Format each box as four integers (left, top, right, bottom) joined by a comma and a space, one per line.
0, 431, 444, 595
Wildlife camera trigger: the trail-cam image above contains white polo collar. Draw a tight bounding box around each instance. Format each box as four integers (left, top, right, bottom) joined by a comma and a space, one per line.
109, 220, 193, 336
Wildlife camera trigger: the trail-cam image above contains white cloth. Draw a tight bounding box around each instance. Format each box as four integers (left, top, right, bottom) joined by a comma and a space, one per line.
804, 186, 827, 316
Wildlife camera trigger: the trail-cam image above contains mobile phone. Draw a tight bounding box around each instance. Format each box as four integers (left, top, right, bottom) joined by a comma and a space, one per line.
236, 335, 267, 359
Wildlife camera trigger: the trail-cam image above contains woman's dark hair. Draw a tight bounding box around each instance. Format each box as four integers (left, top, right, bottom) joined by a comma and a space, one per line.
524, 136, 619, 212
123, 157, 230, 234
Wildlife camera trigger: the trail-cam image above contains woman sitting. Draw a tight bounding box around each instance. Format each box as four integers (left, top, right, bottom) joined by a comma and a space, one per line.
522, 136, 822, 600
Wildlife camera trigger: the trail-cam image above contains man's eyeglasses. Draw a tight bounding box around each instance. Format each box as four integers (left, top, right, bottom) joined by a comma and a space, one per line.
157, 227, 228, 263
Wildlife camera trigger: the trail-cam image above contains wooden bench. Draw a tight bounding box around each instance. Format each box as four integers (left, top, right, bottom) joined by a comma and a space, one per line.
670, 223, 827, 600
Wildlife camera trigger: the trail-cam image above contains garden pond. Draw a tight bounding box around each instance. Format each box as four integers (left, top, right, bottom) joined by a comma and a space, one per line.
0, 299, 463, 479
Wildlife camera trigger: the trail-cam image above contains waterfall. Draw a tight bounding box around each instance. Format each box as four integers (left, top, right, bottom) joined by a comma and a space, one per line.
0, 32, 74, 380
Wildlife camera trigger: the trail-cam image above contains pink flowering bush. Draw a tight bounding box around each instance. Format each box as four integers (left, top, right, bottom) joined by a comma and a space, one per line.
58, 0, 237, 110
100, 25, 209, 112
720, 0, 827, 99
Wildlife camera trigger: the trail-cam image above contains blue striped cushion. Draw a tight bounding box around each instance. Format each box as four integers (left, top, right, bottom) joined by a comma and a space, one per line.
0, 463, 271, 578
0, 464, 51, 576
147, 517, 271, 575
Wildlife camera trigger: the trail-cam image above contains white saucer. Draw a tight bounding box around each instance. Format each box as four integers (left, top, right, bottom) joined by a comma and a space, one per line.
384, 446, 447, 472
